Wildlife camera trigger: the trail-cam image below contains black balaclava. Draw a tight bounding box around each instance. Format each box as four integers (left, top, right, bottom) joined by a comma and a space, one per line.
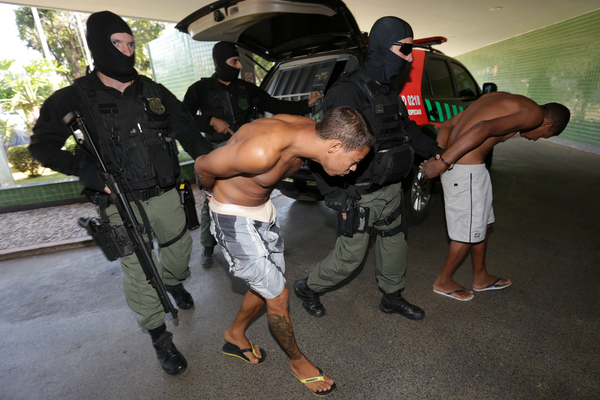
86, 11, 137, 83
213, 42, 240, 82
363, 16, 413, 85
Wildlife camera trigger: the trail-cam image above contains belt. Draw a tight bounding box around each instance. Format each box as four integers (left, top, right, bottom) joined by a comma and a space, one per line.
125, 185, 175, 202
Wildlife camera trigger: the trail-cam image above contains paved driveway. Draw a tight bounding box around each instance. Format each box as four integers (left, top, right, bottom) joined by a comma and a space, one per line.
1, 137, 599, 399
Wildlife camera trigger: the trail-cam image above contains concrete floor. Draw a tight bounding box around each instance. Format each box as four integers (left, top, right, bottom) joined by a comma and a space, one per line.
1, 137, 599, 400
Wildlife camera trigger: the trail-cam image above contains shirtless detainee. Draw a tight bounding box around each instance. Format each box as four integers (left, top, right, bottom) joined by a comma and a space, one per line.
420, 92, 570, 301
194, 106, 373, 396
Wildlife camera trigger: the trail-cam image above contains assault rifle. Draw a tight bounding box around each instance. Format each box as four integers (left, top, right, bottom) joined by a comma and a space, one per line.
63, 111, 178, 319
215, 90, 244, 134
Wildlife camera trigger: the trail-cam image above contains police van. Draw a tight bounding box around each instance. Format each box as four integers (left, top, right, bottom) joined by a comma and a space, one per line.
177, 0, 496, 225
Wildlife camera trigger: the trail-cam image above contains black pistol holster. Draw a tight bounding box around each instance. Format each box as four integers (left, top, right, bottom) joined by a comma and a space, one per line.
177, 179, 200, 230
336, 187, 370, 238
336, 187, 407, 238
78, 217, 134, 261
78, 194, 134, 261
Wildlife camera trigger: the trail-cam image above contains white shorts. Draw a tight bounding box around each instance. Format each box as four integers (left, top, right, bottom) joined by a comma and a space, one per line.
441, 164, 495, 243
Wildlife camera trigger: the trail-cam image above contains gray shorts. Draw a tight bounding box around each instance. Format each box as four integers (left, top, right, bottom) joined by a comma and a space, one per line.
209, 208, 285, 299
441, 163, 495, 243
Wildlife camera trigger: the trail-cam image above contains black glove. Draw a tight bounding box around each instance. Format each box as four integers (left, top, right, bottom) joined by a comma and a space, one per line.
324, 188, 348, 212
79, 162, 105, 192
324, 188, 362, 213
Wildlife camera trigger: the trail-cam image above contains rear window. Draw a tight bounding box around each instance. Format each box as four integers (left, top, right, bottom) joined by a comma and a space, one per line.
270, 63, 326, 96
263, 57, 356, 100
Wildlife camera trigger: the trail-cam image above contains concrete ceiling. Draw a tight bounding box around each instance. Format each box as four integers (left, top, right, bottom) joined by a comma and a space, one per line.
3, 0, 599, 56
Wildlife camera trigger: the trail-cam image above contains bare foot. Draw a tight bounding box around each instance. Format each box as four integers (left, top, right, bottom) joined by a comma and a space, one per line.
291, 355, 335, 395
224, 329, 262, 364
472, 276, 512, 291
433, 280, 474, 301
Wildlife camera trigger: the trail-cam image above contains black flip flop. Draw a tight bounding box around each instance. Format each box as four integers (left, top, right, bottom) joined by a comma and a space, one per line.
292, 367, 337, 397
222, 341, 267, 364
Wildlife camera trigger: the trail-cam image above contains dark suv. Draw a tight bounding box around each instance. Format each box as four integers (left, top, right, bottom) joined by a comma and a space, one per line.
177, 0, 496, 225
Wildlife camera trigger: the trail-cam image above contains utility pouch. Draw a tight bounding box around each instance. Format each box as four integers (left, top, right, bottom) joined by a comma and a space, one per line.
78, 217, 134, 261
162, 132, 181, 177
177, 179, 200, 230
371, 143, 414, 187
148, 142, 177, 187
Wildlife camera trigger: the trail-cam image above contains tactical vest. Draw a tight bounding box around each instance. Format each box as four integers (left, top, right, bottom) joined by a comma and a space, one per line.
202, 76, 257, 139
329, 68, 414, 188
74, 75, 180, 190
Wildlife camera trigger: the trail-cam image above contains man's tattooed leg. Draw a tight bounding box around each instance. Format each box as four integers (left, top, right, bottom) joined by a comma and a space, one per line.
268, 313, 302, 360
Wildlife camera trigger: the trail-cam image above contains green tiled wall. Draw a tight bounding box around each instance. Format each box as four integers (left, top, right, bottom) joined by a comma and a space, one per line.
0, 178, 82, 208
147, 29, 216, 100
0, 162, 196, 210
456, 9, 600, 149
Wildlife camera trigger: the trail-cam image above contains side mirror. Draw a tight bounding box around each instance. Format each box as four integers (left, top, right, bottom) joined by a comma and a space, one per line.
482, 83, 498, 94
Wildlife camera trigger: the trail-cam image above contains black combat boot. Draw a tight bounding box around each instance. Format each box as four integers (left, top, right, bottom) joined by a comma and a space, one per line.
379, 290, 425, 320
294, 278, 325, 317
152, 331, 188, 375
165, 283, 194, 309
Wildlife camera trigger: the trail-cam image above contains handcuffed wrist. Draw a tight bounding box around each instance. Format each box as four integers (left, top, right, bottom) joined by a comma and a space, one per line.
440, 157, 453, 170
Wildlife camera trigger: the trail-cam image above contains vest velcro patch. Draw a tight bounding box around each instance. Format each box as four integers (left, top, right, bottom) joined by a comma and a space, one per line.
238, 97, 249, 110
99, 103, 118, 114
147, 98, 166, 115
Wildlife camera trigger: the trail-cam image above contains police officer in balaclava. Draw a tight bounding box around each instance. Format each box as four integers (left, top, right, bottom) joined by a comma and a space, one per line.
87, 10, 138, 83
70, 11, 140, 194
30, 10, 214, 377
294, 17, 444, 322
363, 16, 414, 85
213, 41, 241, 83
183, 41, 324, 268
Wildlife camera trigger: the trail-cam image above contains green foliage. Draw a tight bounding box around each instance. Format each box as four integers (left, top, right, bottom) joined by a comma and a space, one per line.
63, 136, 77, 154
0, 118, 17, 148
253, 54, 274, 85
126, 19, 168, 77
15, 8, 87, 82
0, 58, 66, 131
14, 171, 69, 184
14, 7, 167, 81
0, 60, 18, 99
7, 144, 42, 177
